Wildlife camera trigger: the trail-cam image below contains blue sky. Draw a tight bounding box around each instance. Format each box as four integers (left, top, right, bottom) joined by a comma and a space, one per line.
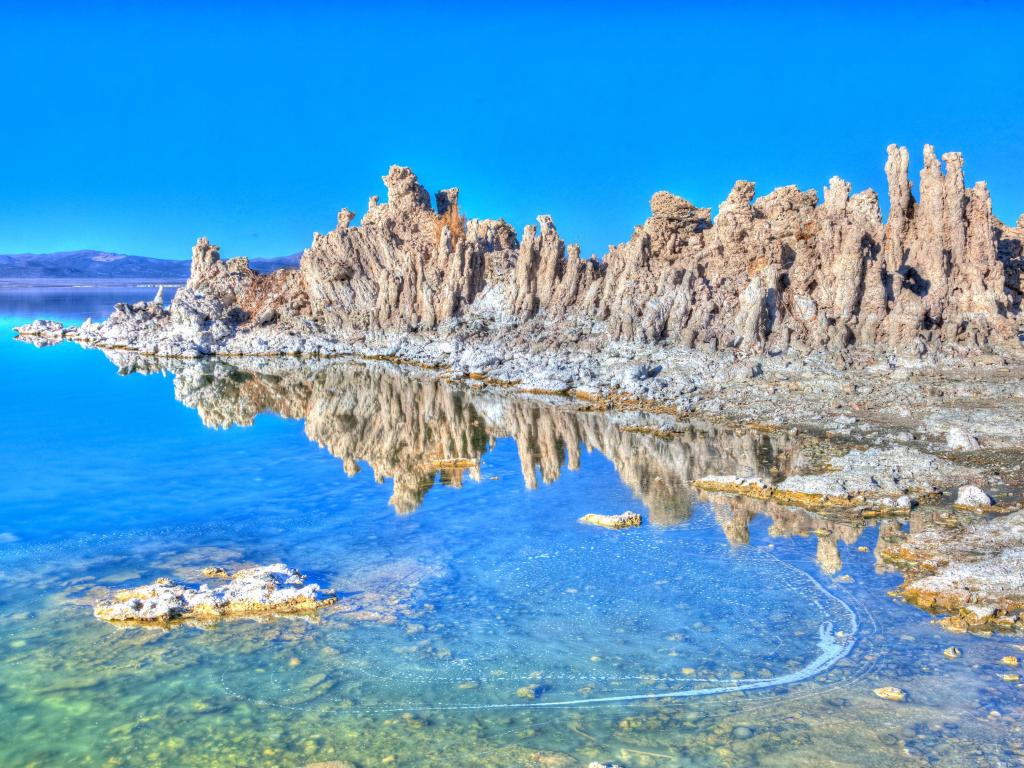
1, 1, 1022, 260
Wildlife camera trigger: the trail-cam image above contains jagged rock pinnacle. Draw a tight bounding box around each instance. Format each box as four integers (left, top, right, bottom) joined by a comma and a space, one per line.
41, 145, 1024, 362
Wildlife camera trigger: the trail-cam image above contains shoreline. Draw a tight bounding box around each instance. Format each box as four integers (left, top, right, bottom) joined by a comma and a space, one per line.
17, 316, 1024, 448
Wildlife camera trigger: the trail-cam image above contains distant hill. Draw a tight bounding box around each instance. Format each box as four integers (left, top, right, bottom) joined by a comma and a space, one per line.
0, 250, 301, 279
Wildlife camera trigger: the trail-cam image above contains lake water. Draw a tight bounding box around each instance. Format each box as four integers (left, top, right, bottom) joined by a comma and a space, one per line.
1, 287, 1022, 767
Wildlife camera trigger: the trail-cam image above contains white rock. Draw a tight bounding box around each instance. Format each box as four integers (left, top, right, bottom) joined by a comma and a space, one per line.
946, 427, 980, 451
13, 318, 68, 340
955, 485, 994, 508
94, 563, 336, 623
578, 511, 643, 530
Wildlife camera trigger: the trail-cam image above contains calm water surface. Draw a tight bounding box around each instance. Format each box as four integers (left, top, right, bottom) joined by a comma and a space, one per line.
0, 288, 1022, 767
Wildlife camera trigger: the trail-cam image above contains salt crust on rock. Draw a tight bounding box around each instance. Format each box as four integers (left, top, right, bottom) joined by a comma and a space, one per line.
954, 484, 994, 508
94, 563, 336, 623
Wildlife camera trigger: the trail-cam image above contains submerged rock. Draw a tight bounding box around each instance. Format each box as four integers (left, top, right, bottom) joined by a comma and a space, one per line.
873, 686, 907, 702
516, 683, 544, 699
331, 558, 444, 624
94, 564, 336, 623
578, 511, 643, 530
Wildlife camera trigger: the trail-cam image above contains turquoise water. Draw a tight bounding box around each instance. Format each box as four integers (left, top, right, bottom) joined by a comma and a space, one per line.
1, 289, 1023, 767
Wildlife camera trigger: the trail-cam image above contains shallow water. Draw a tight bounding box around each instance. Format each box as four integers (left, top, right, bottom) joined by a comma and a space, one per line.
1, 289, 1022, 767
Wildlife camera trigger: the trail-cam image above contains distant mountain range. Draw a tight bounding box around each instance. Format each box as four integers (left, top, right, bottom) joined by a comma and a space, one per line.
0, 250, 301, 280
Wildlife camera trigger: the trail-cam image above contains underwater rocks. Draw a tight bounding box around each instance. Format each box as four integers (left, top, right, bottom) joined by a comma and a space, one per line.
94, 564, 336, 623
331, 558, 444, 624
880, 510, 1024, 633
516, 683, 543, 699
873, 686, 907, 702
577, 511, 643, 529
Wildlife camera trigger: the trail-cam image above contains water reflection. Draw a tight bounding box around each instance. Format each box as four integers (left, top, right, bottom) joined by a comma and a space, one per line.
0, 284, 176, 323
103, 351, 805, 518
2, 343, 1020, 766
95, 350, 909, 582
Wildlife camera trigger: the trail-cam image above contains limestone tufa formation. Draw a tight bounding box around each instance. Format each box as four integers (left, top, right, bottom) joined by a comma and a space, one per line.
94, 564, 336, 623
18, 145, 1024, 364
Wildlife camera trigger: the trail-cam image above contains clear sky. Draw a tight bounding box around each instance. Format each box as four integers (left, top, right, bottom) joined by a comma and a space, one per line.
1, 1, 1022, 260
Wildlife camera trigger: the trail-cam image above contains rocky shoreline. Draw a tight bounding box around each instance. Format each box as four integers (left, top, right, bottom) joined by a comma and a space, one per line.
878, 510, 1024, 633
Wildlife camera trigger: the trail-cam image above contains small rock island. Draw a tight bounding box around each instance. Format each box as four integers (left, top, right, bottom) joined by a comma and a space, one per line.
94, 564, 336, 623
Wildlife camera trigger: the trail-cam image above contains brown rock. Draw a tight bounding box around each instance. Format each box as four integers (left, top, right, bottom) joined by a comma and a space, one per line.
50, 145, 1024, 361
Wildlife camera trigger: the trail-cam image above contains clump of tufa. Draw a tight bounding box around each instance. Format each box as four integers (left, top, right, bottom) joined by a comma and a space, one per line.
578, 511, 643, 530
94, 563, 336, 623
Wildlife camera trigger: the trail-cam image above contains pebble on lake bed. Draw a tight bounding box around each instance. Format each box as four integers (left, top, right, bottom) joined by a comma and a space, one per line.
873, 686, 907, 702
577, 512, 643, 530
93, 563, 336, 623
